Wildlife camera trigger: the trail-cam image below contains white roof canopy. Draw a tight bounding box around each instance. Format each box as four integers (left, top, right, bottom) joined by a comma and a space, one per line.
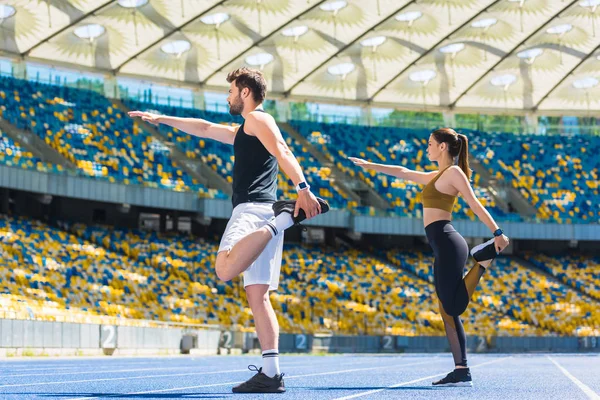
1, 0, 599, 113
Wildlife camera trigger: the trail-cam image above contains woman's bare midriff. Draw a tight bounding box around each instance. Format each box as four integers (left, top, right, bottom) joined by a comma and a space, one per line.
423, 208, 453, 227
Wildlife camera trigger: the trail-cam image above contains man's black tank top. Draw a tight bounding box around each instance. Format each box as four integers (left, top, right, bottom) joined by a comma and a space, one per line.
231, 110, 278, 208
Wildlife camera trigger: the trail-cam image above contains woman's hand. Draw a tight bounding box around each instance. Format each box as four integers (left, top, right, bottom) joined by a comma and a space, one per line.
348, 157, 373, 169
494, 234, 509, 253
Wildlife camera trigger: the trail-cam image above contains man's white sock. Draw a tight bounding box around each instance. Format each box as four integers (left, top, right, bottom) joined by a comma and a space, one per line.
265, 213, 294, 238
262, 349, 280, 378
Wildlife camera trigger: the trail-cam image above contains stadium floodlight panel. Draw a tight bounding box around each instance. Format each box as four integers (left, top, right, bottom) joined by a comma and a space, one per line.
517, 48, 543, 60
161, 40, 191, 55
471, 18, 498, 29
491, 74, 517, 87
74, 24, 106, 40
573, 77, 599, 89
360, 36, 387, 48
246, 53, 274, 67
117, 0, 148, 8
579, 0, 600, 8
328, 62, 355, 76
409, 69, 437, 83
0, 4, 16, 19
200, 13, 230, 25
440, 43, 466, 54
546, 24, 573, 35
282, 26, 309, 37
320, 1, 347, 12
395, 10, 422, 22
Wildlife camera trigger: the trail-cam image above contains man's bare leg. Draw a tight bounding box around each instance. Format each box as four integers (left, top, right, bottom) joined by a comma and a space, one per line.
246, 284, 280, 377
216, 226, 274, 281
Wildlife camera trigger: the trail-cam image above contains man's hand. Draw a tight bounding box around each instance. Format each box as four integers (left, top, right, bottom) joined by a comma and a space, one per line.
295, 190, 321, 219
128, 111, 162, 126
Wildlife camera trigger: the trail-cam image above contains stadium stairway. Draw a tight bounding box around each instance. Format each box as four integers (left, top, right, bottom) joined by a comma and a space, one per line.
514, 254, 600, 303
112, 99, 232, 196
0, 116, 75, 169
469, 154, 537, 219
279, 122, 390, 211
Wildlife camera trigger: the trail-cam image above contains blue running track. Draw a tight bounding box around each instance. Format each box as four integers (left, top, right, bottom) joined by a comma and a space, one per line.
0, 354, 599, 399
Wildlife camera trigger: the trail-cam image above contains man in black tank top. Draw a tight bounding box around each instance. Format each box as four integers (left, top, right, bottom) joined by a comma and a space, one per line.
129, 67, 329, 393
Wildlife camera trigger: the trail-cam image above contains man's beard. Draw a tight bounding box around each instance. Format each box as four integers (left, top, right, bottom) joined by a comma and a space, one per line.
229, 96, 243, 116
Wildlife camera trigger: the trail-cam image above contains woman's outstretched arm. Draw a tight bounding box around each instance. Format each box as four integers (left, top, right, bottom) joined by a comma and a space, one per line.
349, 157, 437, 185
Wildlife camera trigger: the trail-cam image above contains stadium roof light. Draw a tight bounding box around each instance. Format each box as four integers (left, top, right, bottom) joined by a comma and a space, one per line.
117, 0, 148, 8
74, 24, 106, 41
0, 4, 16, 19
328, 62, 355, 77
546, 24, 573, 35
579, 0, 600, 9
200, 13, 230, 25
409, 69, 436, 83
161, 40, 191, 57
439, 43, 465, 54
246, 52, 274, 68
471, 18, 498, 29
573, 77, 599, 89
360, 36, 387, 48
517, 48, 544, 64
395, 10, 423, 22
282, 26, 309, 37
491, 73, 517, 88
320, 1, 347, 13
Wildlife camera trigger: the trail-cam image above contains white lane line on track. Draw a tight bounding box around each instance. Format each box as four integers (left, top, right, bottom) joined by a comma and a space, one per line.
0, 357, 339, 376
0, 358, 339, 378
0, 355, 414, 383
61, 359, 439, 400
0, 368, 248, 388
0, 358, 372, 389
332, 356, 512, 400
548, 356, 600, 400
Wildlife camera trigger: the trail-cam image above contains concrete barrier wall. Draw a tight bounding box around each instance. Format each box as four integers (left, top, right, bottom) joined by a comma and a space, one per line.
0, 319, 221, 356
1, 319, 598, 356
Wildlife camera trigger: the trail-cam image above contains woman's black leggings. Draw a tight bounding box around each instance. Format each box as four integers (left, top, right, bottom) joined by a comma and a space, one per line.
425, 220, 485, 368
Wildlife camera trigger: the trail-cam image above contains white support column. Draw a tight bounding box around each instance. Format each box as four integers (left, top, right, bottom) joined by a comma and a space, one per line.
103, 75, 120, 99
360, 106, 372, 126
275, 99, 290, 122
11, 59, 26, 79
443, 111, 456, 128
525, 112, 539, 134
193, 89, 206, 110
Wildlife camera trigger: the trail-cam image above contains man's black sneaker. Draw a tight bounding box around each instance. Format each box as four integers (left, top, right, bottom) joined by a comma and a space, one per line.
432, 368, 473, 387
232, 365, 286, 393
470, 237, 498, 264
272, 197, 330, 225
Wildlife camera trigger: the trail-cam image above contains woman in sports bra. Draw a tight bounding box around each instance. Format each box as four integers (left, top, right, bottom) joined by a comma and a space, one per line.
350, 127, 509, 387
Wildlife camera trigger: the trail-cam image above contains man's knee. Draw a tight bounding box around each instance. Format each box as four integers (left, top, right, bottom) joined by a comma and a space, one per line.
215, 252, 233, 282
246, 286, 270, 309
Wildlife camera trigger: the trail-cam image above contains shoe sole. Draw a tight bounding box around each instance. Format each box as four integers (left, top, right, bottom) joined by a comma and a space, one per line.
433, 381, 473, 387
232, 388, 286, 393
470, 237, 497, 262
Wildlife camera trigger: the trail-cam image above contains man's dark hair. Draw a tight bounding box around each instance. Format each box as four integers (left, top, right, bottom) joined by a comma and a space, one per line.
226, 67, 267, 103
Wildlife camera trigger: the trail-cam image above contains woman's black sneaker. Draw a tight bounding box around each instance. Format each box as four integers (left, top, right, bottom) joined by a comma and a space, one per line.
232, 365, 286, 393
470, 237, 498, 264
432, 368, 473, 387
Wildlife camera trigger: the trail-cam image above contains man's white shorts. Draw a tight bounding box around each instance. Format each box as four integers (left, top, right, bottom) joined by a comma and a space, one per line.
218, 202, 284, 291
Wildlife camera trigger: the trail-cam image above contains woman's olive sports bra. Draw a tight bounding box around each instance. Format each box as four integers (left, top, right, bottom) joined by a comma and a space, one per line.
421, 165, 457, 213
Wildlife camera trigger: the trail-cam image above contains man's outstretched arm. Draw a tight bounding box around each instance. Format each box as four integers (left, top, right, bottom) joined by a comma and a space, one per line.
128, 111, 237, 145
